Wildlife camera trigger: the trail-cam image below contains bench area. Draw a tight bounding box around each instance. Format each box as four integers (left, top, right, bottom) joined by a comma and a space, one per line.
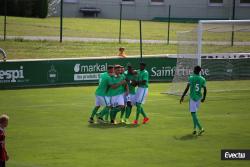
79, 7, 101, 17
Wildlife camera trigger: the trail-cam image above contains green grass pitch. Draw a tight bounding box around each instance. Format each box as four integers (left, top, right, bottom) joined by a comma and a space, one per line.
0, 81, 250, 167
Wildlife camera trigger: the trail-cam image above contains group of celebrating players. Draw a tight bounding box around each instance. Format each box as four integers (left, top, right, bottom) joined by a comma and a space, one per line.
88, 62, 149, 125
88, 61, 207, 135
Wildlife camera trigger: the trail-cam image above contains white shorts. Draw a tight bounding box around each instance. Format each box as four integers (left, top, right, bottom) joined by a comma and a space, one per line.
95, 96, 111, 107
123, 93, 127, 103
125, 94, 136, 105
111, 94, 125, 107
135, 87, 148, 104
189, 99, 201, 112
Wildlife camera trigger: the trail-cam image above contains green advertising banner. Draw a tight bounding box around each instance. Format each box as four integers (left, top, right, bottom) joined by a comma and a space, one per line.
1, 56, 250, 89
0, 56, 177, 89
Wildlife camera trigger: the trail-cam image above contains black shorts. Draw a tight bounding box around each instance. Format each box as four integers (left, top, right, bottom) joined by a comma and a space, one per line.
0, 161, 5, 167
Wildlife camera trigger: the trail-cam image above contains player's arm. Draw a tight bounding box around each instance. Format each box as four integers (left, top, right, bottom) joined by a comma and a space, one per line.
137, 80, 146, 86
201, 86, 207, 102
124, 83, 129, 96
110, 80, 126, 89
131, 71, 138, 87
131, 79, 137, 87
137, 72, 148, 86
201, 79, 207, 102
125, 75, 129, 82
180, 83, 190, 104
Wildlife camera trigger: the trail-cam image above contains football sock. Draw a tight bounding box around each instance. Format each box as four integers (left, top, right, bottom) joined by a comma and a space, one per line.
140, 107, 147, 118
120, 107, 125, 119
125, 106, 132, 119
191, 112, 202, 130
90, 107, 99, 118
135, 103, 142, 120
110, 107, 121, 121
98, 107, 109, 118
104, 109, 109, 121
191, 112, 197, 129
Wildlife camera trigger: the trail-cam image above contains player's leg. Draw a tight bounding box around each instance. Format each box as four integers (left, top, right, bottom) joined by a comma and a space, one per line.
110, 106, 124, 124
104, 108, 110, 122
98, 96, 111, 119
104, 96, 111, 122
134, 88, 142, 124
141, 107, 149, 124
120, 93, 127, 122
125, 94, 136, 124
134, 102, 142, 124
97, 106, 109, 123
96, 96, 110, 123
125, 101, 132, 118
134, 103, 148, 124
190, 99, 198, 134
125, 101, 132, 124
111, 106, 124, 124
89, 96, 101, 123
140, 107, 146, 118
110, 107, 117, 124
191, 112, 198, 134
196, 107, 204, 135
110, 94, 125, 124
195, 101, 204, 135
120, 107, 126, 123
191, 112, 203, 134
89, 106, 100, 122
110, 95, 119, 123
0, 161, 5, 167
190, 99, 203, 135
134, 88, 149, 124
110, 96, 117, 123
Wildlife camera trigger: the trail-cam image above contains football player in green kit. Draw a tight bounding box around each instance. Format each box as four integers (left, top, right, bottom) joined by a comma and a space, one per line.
88, 65, 114, 123
119, 66, 127, 123
180, 65, 207, 135
108, 65, 129, 124
133, 62, 150, 125
123, 64, 138, 124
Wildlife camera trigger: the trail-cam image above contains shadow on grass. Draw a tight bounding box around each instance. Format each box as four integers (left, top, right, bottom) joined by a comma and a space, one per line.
173, 134, 198, 141
88, 123, 140, 129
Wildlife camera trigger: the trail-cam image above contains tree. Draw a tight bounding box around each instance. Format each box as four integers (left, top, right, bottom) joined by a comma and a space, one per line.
0, 0, 45, 17
38, 0, 48, 18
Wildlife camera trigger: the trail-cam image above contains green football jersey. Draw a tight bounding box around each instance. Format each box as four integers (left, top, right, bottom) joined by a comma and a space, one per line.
120, 73, 127, 93
188, 74, 206, 101
124, 70, 136, 94
120, 73, 126, 80
107, 74, 125, 96
137, 69, 149, 88
95, 72, 112, 96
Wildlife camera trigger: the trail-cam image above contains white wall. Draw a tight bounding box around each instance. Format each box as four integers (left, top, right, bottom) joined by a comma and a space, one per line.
58, 0, 250, 20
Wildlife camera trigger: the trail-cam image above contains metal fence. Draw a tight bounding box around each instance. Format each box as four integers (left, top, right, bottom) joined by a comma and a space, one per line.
1, 1, 244, 43
0, 1, 249, 60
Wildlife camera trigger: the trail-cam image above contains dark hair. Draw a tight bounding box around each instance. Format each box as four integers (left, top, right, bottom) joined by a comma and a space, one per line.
127, 63, 132, 67
119, 47, 125, 51
194, 66, 201, 74
140, 62, 146, 66
114, 64, 121, 69
107, 65, 114, 70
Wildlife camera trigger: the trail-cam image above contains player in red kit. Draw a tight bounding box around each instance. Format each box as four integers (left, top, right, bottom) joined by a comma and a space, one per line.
0, 114, 9, 167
